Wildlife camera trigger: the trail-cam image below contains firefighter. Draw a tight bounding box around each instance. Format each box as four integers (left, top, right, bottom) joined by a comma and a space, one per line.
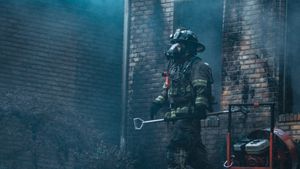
150, 28, 213, 169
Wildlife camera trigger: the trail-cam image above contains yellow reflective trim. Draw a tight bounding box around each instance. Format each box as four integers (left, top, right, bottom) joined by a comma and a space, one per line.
171, 110, 176, 118
195, 97, 208, 105
176, 106, 189, 114
192, 79, 207, 87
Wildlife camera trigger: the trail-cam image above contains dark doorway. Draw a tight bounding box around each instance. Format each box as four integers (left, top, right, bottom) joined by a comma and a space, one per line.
284, 0, 300, 114
174, 0, 224, 111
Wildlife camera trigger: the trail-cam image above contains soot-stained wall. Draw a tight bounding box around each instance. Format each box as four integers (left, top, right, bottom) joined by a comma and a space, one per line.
0, 0, 123, 168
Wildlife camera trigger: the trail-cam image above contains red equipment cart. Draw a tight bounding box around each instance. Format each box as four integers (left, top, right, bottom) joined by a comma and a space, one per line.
224, 103, 299, 169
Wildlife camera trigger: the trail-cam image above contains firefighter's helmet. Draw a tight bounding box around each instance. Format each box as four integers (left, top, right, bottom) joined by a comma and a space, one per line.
169, 28, 205, 52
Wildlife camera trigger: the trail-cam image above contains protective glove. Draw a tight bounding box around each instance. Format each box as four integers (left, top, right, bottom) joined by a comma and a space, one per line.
164, 110, 176, 121
150, 102, 161, 119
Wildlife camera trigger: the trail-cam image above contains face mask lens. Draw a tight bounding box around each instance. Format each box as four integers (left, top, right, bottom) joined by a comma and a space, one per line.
165, 43, 184, 60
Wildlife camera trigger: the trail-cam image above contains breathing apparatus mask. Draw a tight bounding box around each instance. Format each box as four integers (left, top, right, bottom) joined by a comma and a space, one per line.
165, 42, 186, 60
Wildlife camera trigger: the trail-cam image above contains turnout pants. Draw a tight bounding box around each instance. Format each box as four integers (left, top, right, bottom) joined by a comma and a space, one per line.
167, 119, 208, 169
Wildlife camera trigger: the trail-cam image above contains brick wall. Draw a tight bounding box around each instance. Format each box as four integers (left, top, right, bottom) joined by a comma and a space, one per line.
278, 114, 300, 140
126, 0, 173, 168
0, 0, 123, 168
221, 0, 285, 108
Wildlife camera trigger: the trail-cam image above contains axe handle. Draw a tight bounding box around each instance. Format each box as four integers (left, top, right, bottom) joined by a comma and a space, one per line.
143, 118, 165, 124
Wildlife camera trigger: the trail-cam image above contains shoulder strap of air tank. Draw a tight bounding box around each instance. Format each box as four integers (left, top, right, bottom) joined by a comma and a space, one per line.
187, 56, 202, 69
191, 56, 202, 64
182, 56, 200, 73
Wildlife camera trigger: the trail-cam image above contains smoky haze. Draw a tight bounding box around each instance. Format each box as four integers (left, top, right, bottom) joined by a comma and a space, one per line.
0, 0, 124, 137
0, 0, 124, 168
